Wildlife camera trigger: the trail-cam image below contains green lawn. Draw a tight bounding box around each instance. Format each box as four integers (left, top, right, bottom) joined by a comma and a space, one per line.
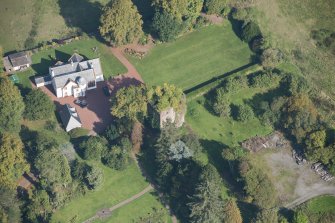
95, 193, 172, 223
129, 22, 252, 90
306, 195, 335, 214
15, 38, 127, 89
51, 163, 150, 223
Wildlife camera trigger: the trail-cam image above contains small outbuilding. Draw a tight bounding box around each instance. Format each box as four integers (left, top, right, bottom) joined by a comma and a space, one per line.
59, 104, 82, 132
3, 52, 32, 73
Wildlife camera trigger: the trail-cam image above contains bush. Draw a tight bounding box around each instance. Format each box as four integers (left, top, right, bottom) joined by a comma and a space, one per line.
204, 0, 228, 15
250, 71, 281, 88
213, 87, 231, 117
236, 104, 254, 122
79, 136, 107, 161
260, 48, 284, 69
152, 11, 183, 42
241, 22, 262, 43
85, 165, 103, 190
224, 75, 249, 93
193, 16, 209, 29
103, 146, 130, 170
24, 89, 55, 120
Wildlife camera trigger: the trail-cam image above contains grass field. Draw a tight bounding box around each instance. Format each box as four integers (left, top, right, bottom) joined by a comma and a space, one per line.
186, 85, 275, 147
129, 22, 252, 90
51, 163, 150, 223
254, 0, 335, 100
298, 195, 335, 222
14, 38, 127, 89
0, 0, 111, 52
306, 196, 335, 214
95, 193, 172, 223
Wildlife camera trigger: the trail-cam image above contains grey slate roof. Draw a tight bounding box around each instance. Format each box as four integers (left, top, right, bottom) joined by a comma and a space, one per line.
59, 104, 82, 132
53, 69, 96, 89
8, 52, 31, 67
34, 75, 52, 85
68, 53, 84, 63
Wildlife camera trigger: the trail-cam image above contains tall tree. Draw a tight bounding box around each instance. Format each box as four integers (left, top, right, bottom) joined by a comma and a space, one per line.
223, 198, 243, 223
0, 133, 29, 188
204, 0, 228, 15
0, 77, 25, 133
34, 148, 71, 188
26, 189, 53, 223
111, 85, 148, 121
0, 186, 21, 223
152, 0, 188, 20
151, 11, 183, 42
99, 0, 143, 45
155, 121, 179, 186
252, 209, 278, 223
24, 89, 55, 120
148, 83, 184, 112
188, 164, 224, 223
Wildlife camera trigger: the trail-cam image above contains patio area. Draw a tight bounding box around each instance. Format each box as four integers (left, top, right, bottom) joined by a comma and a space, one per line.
40, 82, 112, 134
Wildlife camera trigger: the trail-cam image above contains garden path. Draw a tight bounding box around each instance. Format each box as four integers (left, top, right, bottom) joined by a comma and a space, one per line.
110, 47, 143, 82
82, 185, 153, 223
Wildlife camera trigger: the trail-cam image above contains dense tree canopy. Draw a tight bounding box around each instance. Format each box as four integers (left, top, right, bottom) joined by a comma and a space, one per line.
0, 133, 29, 188
79, 136, 107, 161
111, 85, 148, 121
213, 87, 231, 117
34, 148, 71, 188
152, 0, 188, 20
252, 209, 278, 223
0, 77, 25, 133
152, 11, 183, 42
26, 189, 53, 223
188, 164, 224, 223
0, 186, 21, 223
148, 83, 184, 112
236, 104, 255, 122
284, 94, 319, 143
239, 160, 277, 208
241, 22, 262, 43
99, 0, 143, 45
204, 0, 228, 15
24, 89, 55, 120
223, 198, 243, 223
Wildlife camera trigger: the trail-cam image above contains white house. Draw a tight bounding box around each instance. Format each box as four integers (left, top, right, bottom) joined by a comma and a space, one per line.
35, 53, 104, 98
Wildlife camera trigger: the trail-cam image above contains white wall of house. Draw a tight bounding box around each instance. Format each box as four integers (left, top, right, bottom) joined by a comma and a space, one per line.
96, 75, 104, 82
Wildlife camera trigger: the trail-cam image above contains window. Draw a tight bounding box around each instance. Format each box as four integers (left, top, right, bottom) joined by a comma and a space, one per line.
88, 81, 96, 88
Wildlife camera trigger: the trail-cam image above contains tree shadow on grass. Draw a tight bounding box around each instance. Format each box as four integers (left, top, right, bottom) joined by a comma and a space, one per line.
57, 0, 103, 35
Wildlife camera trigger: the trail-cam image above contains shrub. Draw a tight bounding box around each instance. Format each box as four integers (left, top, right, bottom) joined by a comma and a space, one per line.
85, 165, 103, 190
213, 87, 231, 117
250, 71, 281, 88
204, 0, 228, 15
24, 89, 55, 120
260, 48, 284, 69
103, 146, 130, 170
193, 16, 209, 29
236, 104, 254, 122
79, 136, 107, 161
224, 75, 249, 93
152, 11, 183, 42
241, 22, 262, 43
